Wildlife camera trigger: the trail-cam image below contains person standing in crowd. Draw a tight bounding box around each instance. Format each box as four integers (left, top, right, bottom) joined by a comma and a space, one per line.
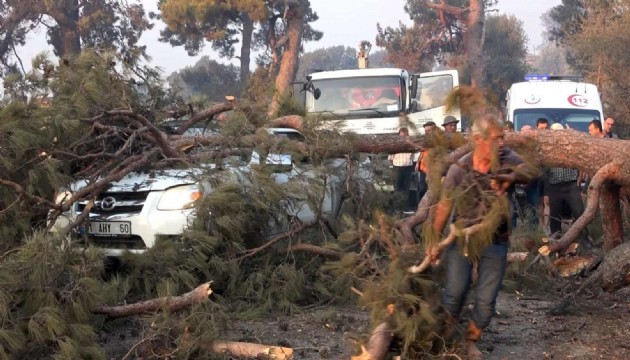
546, 123, 592, 247
415, 122, 437, 203
536, 118, 549, 129
534, 118, 551, 231
388, 127, 417, 214
428, 114, 537, 359
504, 121, 514, 133
588, 119, 604, 138
442, 115, 459, 133
603, 117, 619, 138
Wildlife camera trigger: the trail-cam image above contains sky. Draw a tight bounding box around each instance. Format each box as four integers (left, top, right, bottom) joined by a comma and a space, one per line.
16, 0, 561, 76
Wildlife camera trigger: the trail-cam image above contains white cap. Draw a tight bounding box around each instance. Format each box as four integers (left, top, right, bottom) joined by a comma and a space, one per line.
550, 123, 564, 130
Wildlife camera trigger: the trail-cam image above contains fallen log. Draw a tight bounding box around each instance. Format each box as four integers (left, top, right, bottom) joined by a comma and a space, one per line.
203, 340, 293, 360
93, 282, 212, 318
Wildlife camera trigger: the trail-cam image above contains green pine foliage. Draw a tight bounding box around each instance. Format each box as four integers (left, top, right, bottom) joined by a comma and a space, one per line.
0, 232, 115, 359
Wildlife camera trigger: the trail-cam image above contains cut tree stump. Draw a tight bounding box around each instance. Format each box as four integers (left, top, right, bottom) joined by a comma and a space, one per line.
350, 322, 393, 360
93, 282, 212, 318
203, 340, 293, 360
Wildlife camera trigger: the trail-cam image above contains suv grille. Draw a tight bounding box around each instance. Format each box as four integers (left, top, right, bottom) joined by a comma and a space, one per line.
74, 235, 147, 250
77, 191, 149, 215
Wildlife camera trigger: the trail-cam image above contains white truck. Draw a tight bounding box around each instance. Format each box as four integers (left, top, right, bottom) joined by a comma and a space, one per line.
302, 67, 461, 135
505, 75, 604, 132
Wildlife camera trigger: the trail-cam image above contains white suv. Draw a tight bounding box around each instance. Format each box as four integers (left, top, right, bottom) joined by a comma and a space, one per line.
51, 128, 367, 256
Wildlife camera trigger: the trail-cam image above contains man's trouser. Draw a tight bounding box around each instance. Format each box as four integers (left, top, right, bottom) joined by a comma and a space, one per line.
394, 165, 414, 192
442, 242, 508, 329
547, 181, 585, 235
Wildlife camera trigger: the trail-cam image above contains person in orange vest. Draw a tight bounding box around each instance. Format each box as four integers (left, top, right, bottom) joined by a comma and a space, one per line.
415, 121, 437, 202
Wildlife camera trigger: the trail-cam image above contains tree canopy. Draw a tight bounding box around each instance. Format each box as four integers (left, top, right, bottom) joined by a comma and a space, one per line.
481, 14, 530, 103
376, 0, 497, 86
158, 0, 322, 91
167, 56, 241, 103
544, 0, 630, 135
0, 0, 151, 74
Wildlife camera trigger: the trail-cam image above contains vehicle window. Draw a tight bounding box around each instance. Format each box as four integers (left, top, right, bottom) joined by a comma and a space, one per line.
513, 109, 600, 133
273, 132, 308, 143
307, 76, 401, 113
416, 74, 453, 111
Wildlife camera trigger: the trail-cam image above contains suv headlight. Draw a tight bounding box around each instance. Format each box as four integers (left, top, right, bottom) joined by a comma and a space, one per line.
157, 184, 203, 210
54, 189, 73, 205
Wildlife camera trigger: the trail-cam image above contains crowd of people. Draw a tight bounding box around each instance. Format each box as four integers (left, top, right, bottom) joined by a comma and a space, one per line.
389, 116, 459, 214
387, 114, 620, 359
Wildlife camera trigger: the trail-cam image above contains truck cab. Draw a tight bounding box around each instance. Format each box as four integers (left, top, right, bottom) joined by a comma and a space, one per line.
302, 68, 460, 135
505, 75, 603, 132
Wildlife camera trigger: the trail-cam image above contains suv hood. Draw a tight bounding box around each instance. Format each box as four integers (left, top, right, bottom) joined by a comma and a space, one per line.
71, 168, 206, 192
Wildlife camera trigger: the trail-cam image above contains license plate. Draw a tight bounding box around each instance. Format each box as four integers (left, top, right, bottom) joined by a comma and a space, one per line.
87, 221, 131, 236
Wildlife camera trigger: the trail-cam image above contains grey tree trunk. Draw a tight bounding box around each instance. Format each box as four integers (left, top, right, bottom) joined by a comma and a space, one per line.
239, 15, 254, 90
268, 1, 305, 118
465, 0, 485, 87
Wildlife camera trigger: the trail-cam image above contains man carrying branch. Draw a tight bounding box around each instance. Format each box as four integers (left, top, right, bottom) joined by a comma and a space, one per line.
425, 114, 538, 359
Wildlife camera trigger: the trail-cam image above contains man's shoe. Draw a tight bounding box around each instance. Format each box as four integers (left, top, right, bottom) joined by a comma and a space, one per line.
465, 321, 484, 359
466, 340, 484, 360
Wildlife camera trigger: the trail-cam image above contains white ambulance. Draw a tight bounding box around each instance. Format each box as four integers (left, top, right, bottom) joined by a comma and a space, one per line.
505, 75, 603, 132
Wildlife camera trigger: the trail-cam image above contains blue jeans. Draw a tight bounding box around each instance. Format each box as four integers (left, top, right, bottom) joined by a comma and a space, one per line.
442, 242, 508, 329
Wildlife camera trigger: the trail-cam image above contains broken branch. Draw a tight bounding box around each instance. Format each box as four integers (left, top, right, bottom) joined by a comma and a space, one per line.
202, 340, 293, 360
93, 282, 212, 318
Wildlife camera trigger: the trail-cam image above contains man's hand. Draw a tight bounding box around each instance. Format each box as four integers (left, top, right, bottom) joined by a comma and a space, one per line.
424, 245, 441, 265
491, 170, 516, 195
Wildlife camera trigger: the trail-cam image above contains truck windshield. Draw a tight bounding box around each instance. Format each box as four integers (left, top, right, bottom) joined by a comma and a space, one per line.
513, 109, 601, 133
416, 74, 454, 110
307, 76, 402, 114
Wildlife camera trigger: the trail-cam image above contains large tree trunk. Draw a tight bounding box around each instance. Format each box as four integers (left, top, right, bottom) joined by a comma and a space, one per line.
465, 0, 485, 87
51, 0, 82, 57
268, 1, 305, 118
267, 15, 281, 77
261, 118, 630, 253
239, 14, 254, 90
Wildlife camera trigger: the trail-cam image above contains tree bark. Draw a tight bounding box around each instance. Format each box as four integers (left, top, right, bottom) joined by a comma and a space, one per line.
597, 241, 630, 292
268, 1, 305, 117
239, 14, 254, 89
93, 282, 212, 318
601, 181, 624, 251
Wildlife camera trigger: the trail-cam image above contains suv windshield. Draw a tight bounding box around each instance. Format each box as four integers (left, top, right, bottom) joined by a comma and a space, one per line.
307, 76, 402, 115
514, 109, 601, 132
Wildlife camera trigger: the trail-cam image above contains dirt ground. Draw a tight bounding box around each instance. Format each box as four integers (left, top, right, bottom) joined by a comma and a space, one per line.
99, 286, 630, 359
218, 287, 630, 360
